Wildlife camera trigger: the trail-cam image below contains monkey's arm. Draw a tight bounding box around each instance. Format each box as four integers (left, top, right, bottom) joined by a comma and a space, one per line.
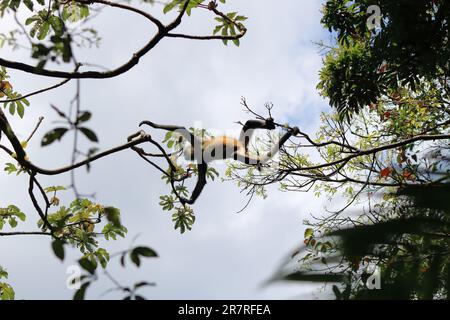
179, 162, 208, 205
238, 118, 276, 152
140, 120, 208, 205
262, 126, 299, 163
236, 126, 299, 165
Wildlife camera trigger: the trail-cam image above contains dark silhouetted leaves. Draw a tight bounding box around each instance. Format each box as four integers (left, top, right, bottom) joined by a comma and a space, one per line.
76, 111, 92, 124
104, 207, 121, 227
282, 272, 347, 283
79, 127, 98, 142
73, 282, 90, 300
51, 239, 65, 261
78, 257, 97, 275
41, 128, 68, 146
129, 246, 158, 267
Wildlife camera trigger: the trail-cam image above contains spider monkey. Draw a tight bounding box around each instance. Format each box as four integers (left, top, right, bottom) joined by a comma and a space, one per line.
139, 118, 299, 205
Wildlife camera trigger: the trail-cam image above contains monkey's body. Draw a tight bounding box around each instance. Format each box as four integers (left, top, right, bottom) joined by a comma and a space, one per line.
183, 136, 249, 163
140, 118, 298, 204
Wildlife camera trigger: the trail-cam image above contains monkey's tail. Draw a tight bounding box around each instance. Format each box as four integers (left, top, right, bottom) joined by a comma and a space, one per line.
139, 120, 156, 128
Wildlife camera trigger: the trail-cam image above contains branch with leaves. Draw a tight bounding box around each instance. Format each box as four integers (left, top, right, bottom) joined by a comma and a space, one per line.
228, 96, 450, 208
0, 0, 247, 79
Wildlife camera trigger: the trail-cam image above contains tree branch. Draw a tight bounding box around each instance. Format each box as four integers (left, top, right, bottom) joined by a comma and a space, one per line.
0, 231, 52, 236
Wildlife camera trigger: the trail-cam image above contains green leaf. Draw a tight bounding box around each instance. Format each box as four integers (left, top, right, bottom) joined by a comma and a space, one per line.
134, 281, 155, 289
78, 257, 97, 275
94, 248, 110, 269
25, 15, 40, 26
332, 285, 342, 300
163, 131, 173, 143
44, 185, 67, 193
4, 163, 17, 175
0, 283, 15, 300
120, 253, 126, 267
304, 228, 314, 238
133, 246, 158, 258
0, 267, 8, 279
37, 22, 50, 40
14, 210, 26, 222
213, 25, 222, 35
62, 3, 90, 23
130, 250, 141, 267
16, 100, 24, 118
73, 282, 90, 300
104, 207, 121, 227
41, 128, 69, 146
52, 239, 65, 261
8, 102, 15, 115
79, 127, 98, 142
49, 15, 64, 36
23, 0, 34, 11
163, 1, 178, 14
8, 218, 17, 228
76, 111, 92, 124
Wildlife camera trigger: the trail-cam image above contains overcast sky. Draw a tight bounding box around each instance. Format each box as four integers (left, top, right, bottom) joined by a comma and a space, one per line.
0, 0, 337, 299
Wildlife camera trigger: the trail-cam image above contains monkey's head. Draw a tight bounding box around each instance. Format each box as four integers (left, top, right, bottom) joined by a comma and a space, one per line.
265, 117, 276, 130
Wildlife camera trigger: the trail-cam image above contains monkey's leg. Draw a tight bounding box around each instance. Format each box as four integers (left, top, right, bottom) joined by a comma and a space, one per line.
180, 162, 208, 205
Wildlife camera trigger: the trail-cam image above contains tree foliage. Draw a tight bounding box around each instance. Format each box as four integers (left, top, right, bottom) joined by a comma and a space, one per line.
261, 0, 450, 300
319, 0, 450, 120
